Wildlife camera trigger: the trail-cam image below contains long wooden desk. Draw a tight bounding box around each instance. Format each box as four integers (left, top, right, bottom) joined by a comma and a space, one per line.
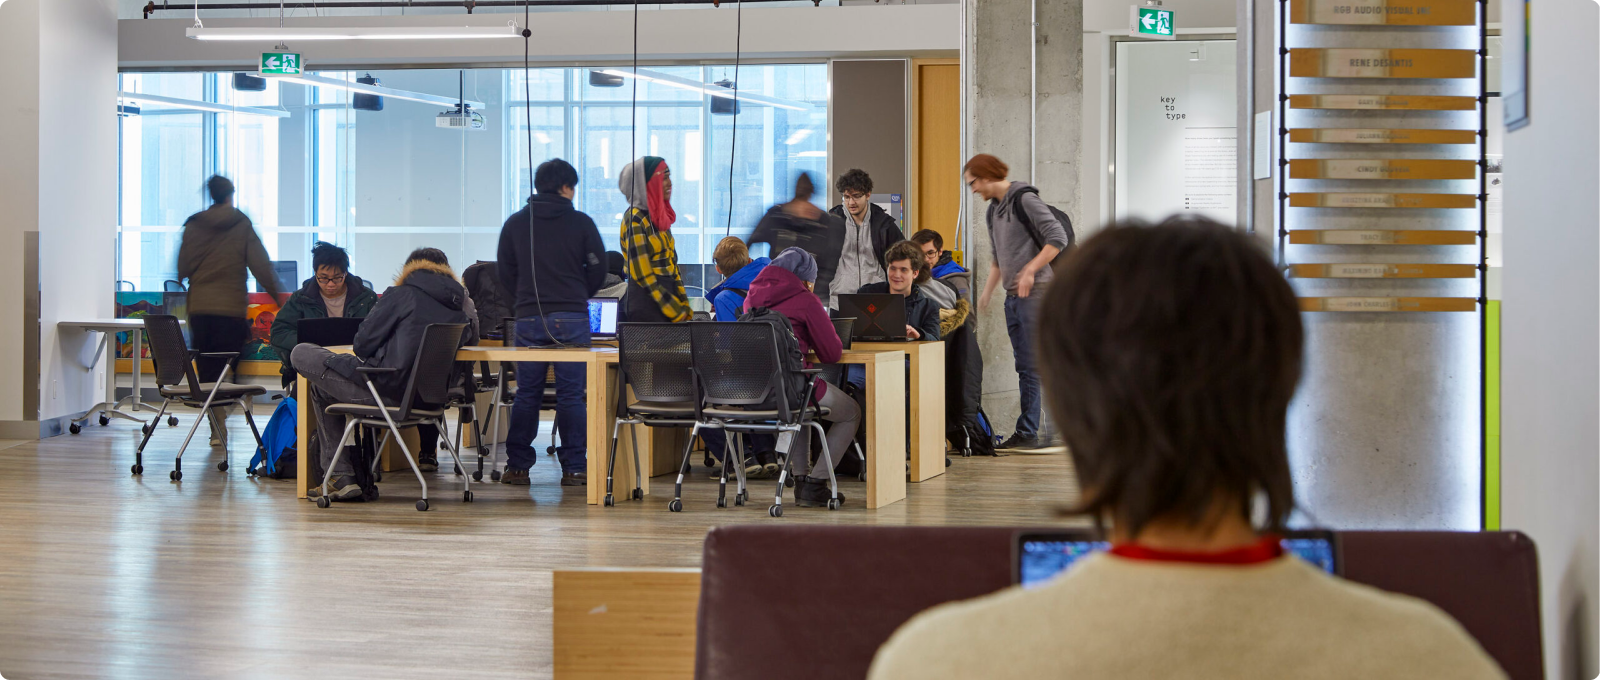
852, 341, 945, 483
294, 344, 912, 509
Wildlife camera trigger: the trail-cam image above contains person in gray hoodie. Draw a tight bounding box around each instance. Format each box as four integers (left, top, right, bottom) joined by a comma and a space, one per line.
965, 154, 1070, 452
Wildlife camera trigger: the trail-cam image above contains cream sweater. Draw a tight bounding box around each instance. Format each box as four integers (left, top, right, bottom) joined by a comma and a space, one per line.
868, 554, 1507, 680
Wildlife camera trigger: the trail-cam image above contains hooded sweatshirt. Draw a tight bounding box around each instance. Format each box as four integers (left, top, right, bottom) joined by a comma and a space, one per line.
176, 204, 285, 317
327, 260, 478, 401
742, 265, 842, 399
707, 257, 770, 321
497, 193, 608, 318
985, 182, 1070, 295
749, 204, 843, 300
618, 157, 691, 323
269, 273, 379, 376
931, 252, 972, 298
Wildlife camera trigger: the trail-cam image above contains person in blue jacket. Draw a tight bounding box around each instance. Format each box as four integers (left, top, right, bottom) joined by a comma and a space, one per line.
706, 237, 769, 321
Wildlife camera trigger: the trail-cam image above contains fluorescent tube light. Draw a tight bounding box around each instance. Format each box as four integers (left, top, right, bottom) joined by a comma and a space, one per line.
275, 72, 486, 109
186, 26, 520, 41
117, 91, 289, 118
795, 151, 826, 158
597, 68, 811, 112
784, 129, 813, 145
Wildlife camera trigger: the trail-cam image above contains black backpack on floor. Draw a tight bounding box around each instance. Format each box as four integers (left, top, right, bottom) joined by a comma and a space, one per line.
737, 307, 808, 412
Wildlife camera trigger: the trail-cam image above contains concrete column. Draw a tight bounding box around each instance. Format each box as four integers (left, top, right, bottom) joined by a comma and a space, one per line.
0, 0, 119, 437
963, 0, 1082, 437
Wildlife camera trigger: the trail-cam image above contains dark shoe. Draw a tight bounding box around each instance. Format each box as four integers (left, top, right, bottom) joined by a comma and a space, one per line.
746, 450, 777, 480
996, 434, 1043, 451
794, 475, 844, 508
501, 467, 530, 485
561, 472, 588, 487
308, 475, 363, 502
417, 453, 439, 472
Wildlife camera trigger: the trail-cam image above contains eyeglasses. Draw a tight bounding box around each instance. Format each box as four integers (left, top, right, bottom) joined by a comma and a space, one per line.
316, 274, 346, 285
841, 192, 868, 201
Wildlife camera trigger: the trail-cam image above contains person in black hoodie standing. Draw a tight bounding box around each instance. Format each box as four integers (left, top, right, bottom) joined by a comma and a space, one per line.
496, 159, 608, 487
292, 248, 477, 502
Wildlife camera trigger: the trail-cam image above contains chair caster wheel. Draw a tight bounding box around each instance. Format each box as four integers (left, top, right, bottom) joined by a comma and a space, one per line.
170, 470, 182, 481
769, 504, 783, 517
454, 465, 463, 476
374, 472, 382, 483
167, 416, 179, 427
472, 471, 482, 481
827, 498, 841, 510
668, 499, 683, 512
490, 470, 501, 482
131, 464, 143, 475
632, 489, 643, 501
217, 461, 229, 472
857, 472, 867, 482
142, 423, 154, 435
946, 457, 952, 467
546, 446, 556, 455
463, 490, 474, 503
99, 414, 110, 426
739, 491, 749, 503
717, 497, 728, 508
68, 423, 81, 435
316, 496, 331, 508
416, 500, 429, 511
735, 495, 746, 506
604, 494, 615, 506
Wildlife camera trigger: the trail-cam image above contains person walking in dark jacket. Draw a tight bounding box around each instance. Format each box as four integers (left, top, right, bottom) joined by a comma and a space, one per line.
177, 175, 286, 446
292, 248, 477, 502
826, 169, 905, 309
270, 241, 379, 386
497, 158, 608, 487
742, 247, 861, 507
748, 172, 842, 301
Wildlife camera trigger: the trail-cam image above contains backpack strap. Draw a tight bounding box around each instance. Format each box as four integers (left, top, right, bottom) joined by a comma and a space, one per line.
1012, 186, 1047, 252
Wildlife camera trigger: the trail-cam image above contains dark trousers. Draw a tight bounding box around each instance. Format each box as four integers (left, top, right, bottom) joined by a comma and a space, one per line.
507, 314, 590, 473
1004, 294, 1042, 439
189, 314, 250, 382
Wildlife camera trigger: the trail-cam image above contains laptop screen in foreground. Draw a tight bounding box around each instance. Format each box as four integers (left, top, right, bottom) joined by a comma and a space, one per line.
588, 298, 619, 336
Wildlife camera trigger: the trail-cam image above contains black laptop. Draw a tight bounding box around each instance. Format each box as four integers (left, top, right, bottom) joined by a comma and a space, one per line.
298, 317, 364, 347
837, 293, 908, 342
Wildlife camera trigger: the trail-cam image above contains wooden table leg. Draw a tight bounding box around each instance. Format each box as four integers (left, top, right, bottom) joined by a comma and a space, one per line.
865, 353, 908, 509
296, 374, 312, 499
908, 342, 946, 482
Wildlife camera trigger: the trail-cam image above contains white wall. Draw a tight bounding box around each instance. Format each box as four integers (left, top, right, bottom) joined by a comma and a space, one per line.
0, 0, 43, 426
1499, 0, 1600, 676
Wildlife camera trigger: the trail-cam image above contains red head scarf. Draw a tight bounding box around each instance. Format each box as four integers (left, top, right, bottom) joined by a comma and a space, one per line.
646, 161, 676, 232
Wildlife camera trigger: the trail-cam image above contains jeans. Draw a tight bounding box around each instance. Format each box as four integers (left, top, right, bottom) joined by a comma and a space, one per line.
1004, 294, 1042, 439
507, 313, 589, 473
291, 343, 376, 478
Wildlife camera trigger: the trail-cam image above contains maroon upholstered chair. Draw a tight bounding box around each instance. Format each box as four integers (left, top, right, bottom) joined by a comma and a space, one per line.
695, 526, 1541, 680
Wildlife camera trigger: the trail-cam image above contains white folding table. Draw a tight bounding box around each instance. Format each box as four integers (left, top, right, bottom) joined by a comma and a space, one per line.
58, 318, 176, 430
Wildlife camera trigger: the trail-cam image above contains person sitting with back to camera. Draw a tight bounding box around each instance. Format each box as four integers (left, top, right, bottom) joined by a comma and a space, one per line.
740, 247, 861, 507
868, 217, 1506, 680
707, 237, 769, 323
270, 241, 379, 388
292, 248, 478, 502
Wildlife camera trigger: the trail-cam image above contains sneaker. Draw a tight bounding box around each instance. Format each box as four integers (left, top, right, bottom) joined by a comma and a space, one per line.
996, 433, 1044, 451
307, 475, 363, 502
501, 467, 530, 485
561, 471, 588, 487
794, 475, 845, 508
745, 450, 777, 480
417, 453, 439, 472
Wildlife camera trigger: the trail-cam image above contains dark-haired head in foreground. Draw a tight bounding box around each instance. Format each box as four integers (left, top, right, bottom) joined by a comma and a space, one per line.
1038, 216, 1302, 540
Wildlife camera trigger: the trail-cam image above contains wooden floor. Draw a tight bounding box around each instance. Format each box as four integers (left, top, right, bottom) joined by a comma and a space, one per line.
0, 407, 1080, 679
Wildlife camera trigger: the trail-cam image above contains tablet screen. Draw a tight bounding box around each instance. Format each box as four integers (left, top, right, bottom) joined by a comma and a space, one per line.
1016, 531, 1338, 589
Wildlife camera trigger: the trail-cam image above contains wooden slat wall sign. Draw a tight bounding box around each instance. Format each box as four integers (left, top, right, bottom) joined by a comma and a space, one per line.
1300, 297, 1479, 312
1289, 263, 1479, 278
1288, 230, 1479, 245
1288, 128, 1478, 144
1290, 48, 1478, 78
1288, 94, 1478, 110
1289, 0, 1477, 25
1289, 192, 1478, 209
1289, 159, 1478, 179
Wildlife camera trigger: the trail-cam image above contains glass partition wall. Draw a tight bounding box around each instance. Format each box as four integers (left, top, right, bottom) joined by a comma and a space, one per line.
117, 64, 830, 304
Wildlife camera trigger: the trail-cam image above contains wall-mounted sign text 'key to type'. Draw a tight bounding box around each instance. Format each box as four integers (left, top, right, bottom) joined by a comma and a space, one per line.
1289, 263, 1479, 278
1288, 128, 1479, 144
1299, 297, 1479, 312
1129, 4, 1176, 39
1289, 192, 1478, 209
1288, 230, 1479, 245
1289, 159, 1478, 180
1290, 48, 1477, 78
1289, 0, 1476, 25
260, 52, 303, 77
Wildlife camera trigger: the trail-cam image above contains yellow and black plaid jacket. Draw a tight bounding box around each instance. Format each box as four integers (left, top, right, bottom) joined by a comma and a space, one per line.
622, 207, 692, 323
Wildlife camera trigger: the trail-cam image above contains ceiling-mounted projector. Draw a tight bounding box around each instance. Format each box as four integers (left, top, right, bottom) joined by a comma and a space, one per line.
437, 105, 485, 131
711, 79, 740, 116
233, 72, 267, 91
353, 74, 384, 111
588, 70, 624, 87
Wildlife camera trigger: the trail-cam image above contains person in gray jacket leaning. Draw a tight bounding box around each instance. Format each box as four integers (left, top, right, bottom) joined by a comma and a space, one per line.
965, 153, 1071, 452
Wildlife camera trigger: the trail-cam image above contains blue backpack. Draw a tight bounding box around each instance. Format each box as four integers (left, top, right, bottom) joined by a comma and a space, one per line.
249, 397, 299, 478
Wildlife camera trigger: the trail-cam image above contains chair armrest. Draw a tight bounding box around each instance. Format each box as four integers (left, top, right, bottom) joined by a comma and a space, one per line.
197, 351, 240, 359
355, 366, 400, 374
797, 368, 823, 375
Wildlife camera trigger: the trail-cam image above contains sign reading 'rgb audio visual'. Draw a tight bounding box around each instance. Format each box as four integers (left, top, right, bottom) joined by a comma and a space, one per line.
1289, 0, 1477, 25
1290, 48, 1477, 78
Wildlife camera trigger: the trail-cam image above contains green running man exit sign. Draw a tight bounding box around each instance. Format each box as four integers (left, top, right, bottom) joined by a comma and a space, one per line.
1130, 5, 1176, 39
259, 52, 303, 76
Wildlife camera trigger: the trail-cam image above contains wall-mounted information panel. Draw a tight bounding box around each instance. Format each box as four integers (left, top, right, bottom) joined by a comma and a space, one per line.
1289, 48, 1477, 78
1289, 263, 1478, 278
1299, 297, 1479, 312
1288, 128, 1478, 143
1289, 193, 1478, 209
1287, 229, 1479, 245
1289, 0, 1476, 25
1288, 94, 1478, 110
1289, 159, 1477, 179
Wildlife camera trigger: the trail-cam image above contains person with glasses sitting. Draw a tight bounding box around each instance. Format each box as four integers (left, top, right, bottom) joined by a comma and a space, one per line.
825, 169, 905, 311
270, 241, 378, 388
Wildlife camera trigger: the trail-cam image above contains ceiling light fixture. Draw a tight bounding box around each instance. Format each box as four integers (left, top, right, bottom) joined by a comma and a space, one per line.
273, 72, 486, 109
185, 25, 521, 41
597, 68, 810, 112
117, 91, 289, 118
784, 129, 813, 145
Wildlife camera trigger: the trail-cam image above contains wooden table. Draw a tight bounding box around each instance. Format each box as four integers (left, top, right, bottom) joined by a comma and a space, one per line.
296, 344, 913, 509
852, 341, 945, 483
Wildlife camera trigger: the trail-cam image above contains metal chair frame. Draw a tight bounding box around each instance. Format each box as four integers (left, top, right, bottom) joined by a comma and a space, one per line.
604, 323, 714, 508
131, 315, 267, 481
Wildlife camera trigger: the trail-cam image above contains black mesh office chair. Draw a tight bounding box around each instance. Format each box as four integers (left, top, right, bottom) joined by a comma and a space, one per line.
133, 315, 268, 480
313, 323, 468, 511
688, 322, 837, 517
604, 323, 705, 508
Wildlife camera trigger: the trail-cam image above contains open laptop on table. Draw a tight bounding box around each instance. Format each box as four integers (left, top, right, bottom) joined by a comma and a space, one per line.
837, 293, 908, 342
298, 317, 364, 347
588, 297, 620, 340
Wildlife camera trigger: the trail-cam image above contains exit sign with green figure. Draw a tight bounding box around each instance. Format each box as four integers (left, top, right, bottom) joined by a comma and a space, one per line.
259, 52, 303, 76
1130, 5, 1176, 39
